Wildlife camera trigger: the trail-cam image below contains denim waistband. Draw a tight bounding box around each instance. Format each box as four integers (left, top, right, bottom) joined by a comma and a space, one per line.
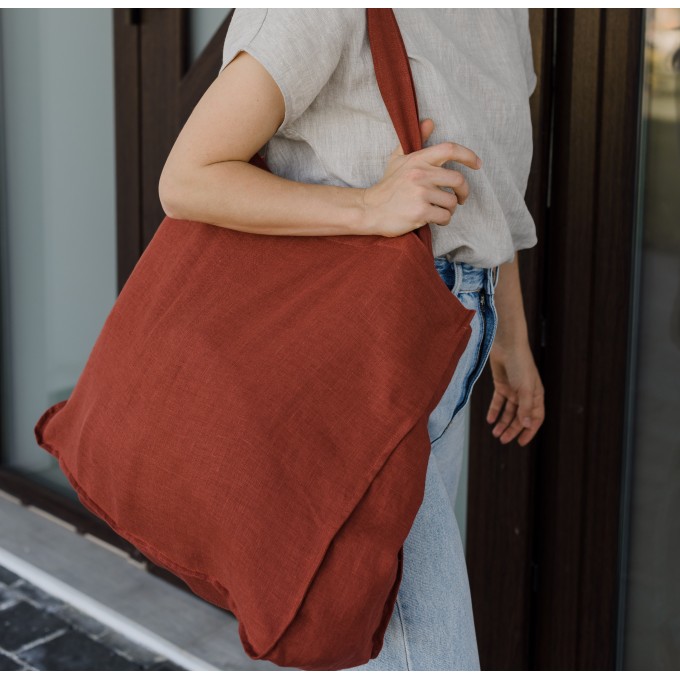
433, 257, 500, 295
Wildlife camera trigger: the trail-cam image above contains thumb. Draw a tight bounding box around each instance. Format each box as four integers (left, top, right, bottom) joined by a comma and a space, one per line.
517, 386, 535, 428
420, 117, 435, 144
393, 118, 435, 156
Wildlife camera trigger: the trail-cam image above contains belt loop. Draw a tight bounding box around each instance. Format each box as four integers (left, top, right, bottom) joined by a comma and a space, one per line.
486, 265, 499, 296
450, 261, 462, 296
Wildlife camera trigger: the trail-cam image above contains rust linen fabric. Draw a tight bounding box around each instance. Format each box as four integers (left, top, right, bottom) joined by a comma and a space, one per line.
33, 9, 475, 670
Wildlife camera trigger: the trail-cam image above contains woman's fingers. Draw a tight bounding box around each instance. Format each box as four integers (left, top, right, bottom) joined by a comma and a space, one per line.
418, 140, 482, 171
424, 188, 458, 224
486, 390, 506, 425
497, 411, 524, 444
517, 414, 541, 447
430, 168, 470, 205
488, 385, 545, 446
373, 118, 482, 237
491, 393, 518, 439
517, 392, 545, 446
516, 386, 536, 430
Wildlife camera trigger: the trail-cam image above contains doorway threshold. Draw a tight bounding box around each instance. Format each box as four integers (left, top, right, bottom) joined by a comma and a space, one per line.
0, 490, 283, 671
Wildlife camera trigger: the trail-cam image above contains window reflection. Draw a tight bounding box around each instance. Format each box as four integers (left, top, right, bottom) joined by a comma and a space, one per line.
623, 7, 680, 670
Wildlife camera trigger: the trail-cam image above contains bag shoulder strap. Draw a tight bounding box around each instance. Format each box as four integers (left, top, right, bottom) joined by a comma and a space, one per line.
367, 9, 431, 250
366, 9, 422, 157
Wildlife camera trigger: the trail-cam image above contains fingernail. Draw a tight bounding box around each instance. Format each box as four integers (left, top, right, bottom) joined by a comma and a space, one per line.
476, 157, 482, 168
523, 417, 532, 427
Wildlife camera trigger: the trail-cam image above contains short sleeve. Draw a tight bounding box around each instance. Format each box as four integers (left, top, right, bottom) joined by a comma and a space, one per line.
514, 9, 538, 97
219, 9, 356, 134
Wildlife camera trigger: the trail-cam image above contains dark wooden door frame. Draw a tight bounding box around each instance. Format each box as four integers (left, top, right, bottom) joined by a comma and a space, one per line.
467, 8, 644, 670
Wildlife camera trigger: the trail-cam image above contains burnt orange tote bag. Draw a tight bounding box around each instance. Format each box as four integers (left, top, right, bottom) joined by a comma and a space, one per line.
34, 8, 475, 671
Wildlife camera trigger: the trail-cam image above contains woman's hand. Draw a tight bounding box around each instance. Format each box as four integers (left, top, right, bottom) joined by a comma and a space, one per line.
486, 340, 544, 447
485, 255, 545, 446
360, 118, 482, 238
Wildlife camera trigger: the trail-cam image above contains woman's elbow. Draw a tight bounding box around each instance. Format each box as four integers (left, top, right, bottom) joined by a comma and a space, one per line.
158, 170, 185, 219
158, 172, 177, 218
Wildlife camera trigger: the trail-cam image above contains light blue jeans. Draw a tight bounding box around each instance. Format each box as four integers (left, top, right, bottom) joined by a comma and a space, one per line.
344, 257, 500, 671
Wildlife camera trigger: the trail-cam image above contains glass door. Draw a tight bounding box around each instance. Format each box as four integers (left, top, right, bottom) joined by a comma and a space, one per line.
0, 9, 118, 498
620, 7, 680, 670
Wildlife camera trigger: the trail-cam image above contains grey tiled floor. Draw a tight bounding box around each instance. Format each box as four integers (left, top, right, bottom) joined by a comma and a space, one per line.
0, 564, 184, 670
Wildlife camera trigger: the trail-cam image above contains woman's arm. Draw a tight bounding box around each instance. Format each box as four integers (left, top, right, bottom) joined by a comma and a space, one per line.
159, 51, 366, 237
486, 254, 545, 446
158, 51, 479, 239
493, 256, 530, 346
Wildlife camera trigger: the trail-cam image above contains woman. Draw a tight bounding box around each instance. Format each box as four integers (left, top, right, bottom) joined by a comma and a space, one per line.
159, 8, 545, 671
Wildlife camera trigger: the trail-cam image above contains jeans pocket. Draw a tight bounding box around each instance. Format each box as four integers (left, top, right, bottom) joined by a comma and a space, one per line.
453, 290, 498, 417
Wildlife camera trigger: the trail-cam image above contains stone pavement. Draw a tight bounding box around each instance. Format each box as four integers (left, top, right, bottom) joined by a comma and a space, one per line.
0, 564, 184, 671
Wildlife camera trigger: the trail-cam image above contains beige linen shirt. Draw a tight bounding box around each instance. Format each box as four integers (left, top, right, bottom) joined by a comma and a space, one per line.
219, 8, 538, 268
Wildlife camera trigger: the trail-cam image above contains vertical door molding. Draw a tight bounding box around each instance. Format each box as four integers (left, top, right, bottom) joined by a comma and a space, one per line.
113, 9, 143, 290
